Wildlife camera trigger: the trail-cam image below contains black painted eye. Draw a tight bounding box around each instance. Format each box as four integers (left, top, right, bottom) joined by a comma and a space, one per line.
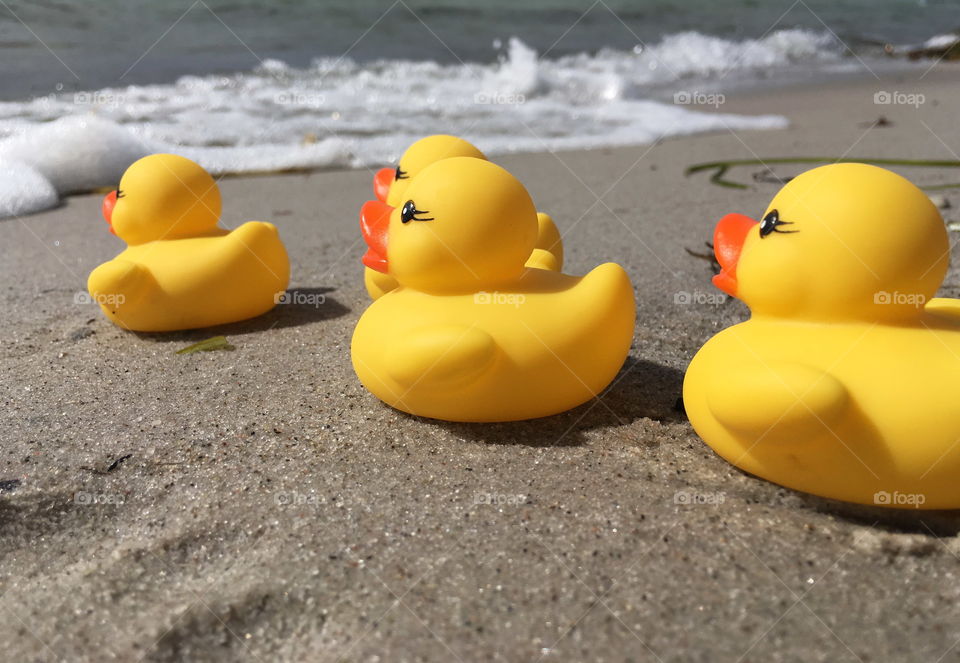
401, 200, 434, 224
759, 209, 796, 238
395, 166, 409, 180
116, 189, 125, 199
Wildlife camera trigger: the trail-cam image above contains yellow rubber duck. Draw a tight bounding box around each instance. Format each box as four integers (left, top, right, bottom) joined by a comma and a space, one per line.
365, 134, 563, 298
87, 154, 290, 332
683, 163, 960, 509
352, 156, 635, 422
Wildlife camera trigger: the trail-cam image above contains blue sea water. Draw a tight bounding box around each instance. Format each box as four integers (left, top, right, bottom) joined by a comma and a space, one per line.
1, 0, 954, 97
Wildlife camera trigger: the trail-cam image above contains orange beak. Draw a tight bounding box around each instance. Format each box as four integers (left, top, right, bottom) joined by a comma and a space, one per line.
712, 213, 757, 296
373, 168, 394, 203
102, 190, 118, 235
360, 200, 393, 273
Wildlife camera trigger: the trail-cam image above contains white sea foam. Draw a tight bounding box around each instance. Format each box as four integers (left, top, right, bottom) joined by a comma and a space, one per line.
922, 33, 959, 50
0, 159, 58, 218
0, 29, 856, 218
0, 116, 151, 194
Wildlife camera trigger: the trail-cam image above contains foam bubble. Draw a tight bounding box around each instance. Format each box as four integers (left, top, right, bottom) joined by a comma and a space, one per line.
0, 159, 59, 218
922, 33, 959, 50
0, 116, 152, 194
177, 139, 354, 176
640, 28, 838, 77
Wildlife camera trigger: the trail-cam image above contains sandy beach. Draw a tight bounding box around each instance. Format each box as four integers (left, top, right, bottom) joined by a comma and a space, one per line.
3, 70, 960, 662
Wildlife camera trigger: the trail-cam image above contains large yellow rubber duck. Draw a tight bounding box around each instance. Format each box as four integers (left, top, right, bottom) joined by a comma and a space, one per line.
683, 163, 960, 509
352, 156, 635, 422
87, 154, 289, 332
365, 134, 563, 298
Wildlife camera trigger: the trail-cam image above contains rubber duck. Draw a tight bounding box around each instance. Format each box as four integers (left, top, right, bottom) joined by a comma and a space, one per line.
365, 134, 563, 299
352, 156, 635, 422
87, 153, 290, 332
683, 163, 960, 508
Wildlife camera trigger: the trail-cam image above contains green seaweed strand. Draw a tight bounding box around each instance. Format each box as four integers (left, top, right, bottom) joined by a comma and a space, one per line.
685, 157, 960, 190
175, 336, 235, 355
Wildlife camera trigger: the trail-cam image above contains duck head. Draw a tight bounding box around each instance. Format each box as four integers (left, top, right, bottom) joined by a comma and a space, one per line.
361, 157, 538, 294
103, 153, 221, 245
374, 135, 487, 207
713, 163, 947, 322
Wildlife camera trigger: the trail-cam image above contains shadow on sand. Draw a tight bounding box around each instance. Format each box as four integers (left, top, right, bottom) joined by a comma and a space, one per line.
132, 287, 350, 344
413, 357, 687, 448
798, 493, 960, 537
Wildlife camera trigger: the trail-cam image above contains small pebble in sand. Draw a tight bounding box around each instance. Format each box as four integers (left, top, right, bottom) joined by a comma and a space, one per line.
851, 527, 939, 557
0, 479, 21, 493
69, 327, 95, 341
929, 194, 951, 210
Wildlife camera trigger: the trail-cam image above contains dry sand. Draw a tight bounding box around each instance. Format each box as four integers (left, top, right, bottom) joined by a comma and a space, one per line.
3, 69, 960, 662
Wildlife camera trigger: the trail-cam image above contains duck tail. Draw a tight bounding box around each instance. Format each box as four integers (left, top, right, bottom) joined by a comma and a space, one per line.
535, 212, 564, 271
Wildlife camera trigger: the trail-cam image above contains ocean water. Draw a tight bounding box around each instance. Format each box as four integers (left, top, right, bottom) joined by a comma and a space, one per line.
2, 0, 954, 96
0, 0, 954, 216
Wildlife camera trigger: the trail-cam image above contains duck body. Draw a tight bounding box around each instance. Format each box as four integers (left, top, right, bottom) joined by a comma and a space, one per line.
89, 222, 289, 332
87, 153, 289, 332
354, 264, 634, 421
352, 156, 634, 422
683, 163, 960, 508
684, 309, 960, 508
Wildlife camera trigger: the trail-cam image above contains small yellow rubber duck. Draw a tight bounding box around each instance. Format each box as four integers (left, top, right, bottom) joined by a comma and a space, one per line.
352, 156, 635, 422
365, 134, 563, 298
684, 163, 960, 508
87, 154, 289, 332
